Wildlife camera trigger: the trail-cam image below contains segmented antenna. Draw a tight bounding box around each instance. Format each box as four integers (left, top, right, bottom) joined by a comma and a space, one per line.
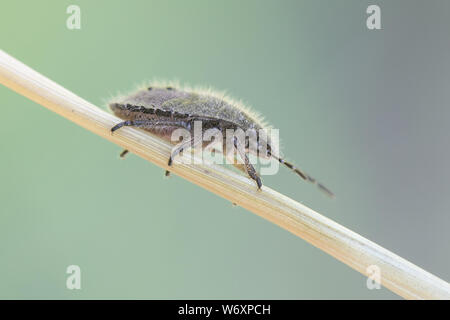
268, 152, 335, 198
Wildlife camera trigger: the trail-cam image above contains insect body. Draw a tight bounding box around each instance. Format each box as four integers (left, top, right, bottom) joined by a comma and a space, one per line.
109, 83, 334, 197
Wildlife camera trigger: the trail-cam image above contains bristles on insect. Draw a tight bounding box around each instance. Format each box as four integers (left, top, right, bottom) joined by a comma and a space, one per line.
133, 80, 273, 131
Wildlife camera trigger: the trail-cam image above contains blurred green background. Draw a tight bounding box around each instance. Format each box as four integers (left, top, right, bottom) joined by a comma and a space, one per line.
1, 0, 449, 299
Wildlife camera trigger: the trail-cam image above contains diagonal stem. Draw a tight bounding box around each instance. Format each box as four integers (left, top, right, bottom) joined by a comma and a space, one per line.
0, 49, 449, 299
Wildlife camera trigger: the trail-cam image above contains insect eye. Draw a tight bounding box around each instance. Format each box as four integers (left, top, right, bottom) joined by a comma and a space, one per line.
166, 86, 174, 90
148, 87, 152, 91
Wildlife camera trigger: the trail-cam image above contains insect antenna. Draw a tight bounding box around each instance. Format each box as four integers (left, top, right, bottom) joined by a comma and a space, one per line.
268, 152, 335, 198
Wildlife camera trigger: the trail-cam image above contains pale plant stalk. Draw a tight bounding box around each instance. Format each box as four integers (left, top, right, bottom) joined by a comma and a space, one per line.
0, 49, 449, 300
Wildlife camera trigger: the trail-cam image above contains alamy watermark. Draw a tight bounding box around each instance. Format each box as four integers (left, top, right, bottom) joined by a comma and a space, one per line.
167, 121, 280, 176
66, 265, 81, 290
66, 5, 81, 30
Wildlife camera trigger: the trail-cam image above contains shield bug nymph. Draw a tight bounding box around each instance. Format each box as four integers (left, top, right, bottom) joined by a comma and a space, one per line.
109, 82, 334, 197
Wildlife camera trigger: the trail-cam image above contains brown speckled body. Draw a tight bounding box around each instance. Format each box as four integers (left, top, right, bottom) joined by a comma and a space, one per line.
109, 84, 334, 197
112, 87, 263, 130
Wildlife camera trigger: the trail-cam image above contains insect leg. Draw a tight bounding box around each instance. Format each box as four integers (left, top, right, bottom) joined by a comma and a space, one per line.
111, 120, 141, 133
111, 119, 191, 176
165, 131, 203, 177
119, 149, 129, 158
233, 136, 262, 189
168, 131, 203, 166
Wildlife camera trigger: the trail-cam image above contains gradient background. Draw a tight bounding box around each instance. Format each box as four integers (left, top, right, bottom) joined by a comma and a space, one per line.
0, 0, 449, 299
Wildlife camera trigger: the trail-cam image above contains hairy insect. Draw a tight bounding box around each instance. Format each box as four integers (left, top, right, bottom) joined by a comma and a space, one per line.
109, 82, 334, 197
